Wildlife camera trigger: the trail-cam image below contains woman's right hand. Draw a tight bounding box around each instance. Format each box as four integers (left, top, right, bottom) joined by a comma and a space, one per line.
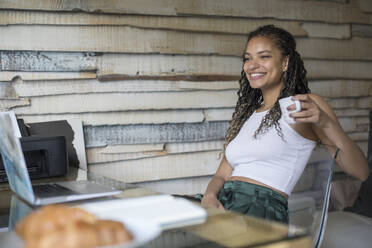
201, 194, 225, 210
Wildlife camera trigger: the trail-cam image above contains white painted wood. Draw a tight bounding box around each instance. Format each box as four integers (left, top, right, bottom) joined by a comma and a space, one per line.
14, 90, 238, 114
86, 147, 166, 164
359, 0, 372, 13
18, 110, 204, 125
204, 108, 234, 121
0, 10, 307, 36
0, 25, 246, 55
356, 141, 368, 156
306, 60, 372, 79
0, 71, 96, 81
347, 132, 369, 142
2, 0, 371, 24
0, 81, 17, 99
98, 54, 241, 78
298, 37, 372, 60
334, 109, 370, 117
177, 81, 239, 90
86, 140, 225, 164
88, 151, 221, 183
301, 23, 350, 39
0, 98, 30, 110
175, 0, 372, 24
309, 80, 372, 97
327, 97, 372, 109
338, 117, 370, 132
133, 176, 212, 195
12, 79, 239, 97
165, 140, 224, 154
101, 144, 164, 154
0, 0, 178, 16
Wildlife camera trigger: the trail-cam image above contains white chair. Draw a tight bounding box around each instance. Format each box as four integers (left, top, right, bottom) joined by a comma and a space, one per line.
288, 145, 339, 248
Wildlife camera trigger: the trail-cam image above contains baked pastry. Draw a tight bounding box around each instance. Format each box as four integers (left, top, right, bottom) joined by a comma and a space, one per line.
16, 204, 133, 248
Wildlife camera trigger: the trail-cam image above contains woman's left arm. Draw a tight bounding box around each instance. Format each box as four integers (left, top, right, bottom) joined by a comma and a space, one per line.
292, 94, 369, 181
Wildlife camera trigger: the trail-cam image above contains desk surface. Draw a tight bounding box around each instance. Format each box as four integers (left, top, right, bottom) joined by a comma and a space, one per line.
0, 175, 311, 248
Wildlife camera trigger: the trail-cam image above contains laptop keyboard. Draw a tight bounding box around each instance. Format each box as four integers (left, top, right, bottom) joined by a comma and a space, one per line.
33, 184, 78, 197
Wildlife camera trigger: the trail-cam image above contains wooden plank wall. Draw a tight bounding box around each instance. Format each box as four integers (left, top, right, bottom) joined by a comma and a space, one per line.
0, 0, 371, 194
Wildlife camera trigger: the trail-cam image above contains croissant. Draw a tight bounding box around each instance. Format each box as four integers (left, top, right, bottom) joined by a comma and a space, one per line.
16, 204, 133, 248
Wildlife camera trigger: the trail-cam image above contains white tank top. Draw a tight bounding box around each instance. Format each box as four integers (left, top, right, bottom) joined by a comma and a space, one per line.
225, 109, 316, 195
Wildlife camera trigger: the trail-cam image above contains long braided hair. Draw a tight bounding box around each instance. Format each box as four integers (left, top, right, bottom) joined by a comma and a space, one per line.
225, 25, 311, 148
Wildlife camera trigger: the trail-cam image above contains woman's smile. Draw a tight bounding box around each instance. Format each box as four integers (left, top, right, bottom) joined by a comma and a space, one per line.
248, 72, 267, 81
243, 36, 288, 91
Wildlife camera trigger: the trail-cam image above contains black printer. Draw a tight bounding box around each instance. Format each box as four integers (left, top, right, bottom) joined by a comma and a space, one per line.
0, 119, 68, 182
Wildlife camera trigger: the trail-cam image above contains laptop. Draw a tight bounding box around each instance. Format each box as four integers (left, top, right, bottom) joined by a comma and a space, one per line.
0, 112, 121, 206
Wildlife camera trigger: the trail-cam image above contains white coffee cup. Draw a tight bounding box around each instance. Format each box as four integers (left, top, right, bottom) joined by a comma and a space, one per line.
279, 96, 301, 124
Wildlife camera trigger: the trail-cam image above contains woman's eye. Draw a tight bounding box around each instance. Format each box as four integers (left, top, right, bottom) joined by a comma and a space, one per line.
261, 56, 271, 59
243, 57, 250, 62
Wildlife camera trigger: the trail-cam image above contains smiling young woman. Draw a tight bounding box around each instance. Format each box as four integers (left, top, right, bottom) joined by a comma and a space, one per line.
200, 25, 369, 224
243, 36, 288, 95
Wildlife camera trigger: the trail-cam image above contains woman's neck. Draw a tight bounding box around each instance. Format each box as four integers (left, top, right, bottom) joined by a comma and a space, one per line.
260, 87, 281, 111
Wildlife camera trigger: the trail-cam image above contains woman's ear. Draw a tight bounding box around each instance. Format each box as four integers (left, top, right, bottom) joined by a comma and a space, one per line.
282, 56, 289, 72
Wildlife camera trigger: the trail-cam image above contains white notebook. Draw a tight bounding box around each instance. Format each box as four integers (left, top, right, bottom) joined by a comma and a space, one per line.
78, 194, 207, 230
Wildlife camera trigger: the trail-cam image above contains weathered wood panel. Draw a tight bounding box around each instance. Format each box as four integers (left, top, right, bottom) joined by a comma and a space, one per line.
1, 0, 371, 24
0, 51, 97, 71
175, 0, 372, 24
0, 98, 29, 110
13, 90, 237, 114
52, 54, 241, 80
165, 140, 224, 154
352, 24, 372, 37
0, 0, 178, 16
305, 60, 372, 80
204, 108, 234, 122
82, 117, 368, 148
309, 80, 372, 97
11, 79, 239, 98
297, 37, 372, 60
334, 109, 370, 117
0, 25, 246, 55
133, 176, 212, 195
0, 81, 17, 99
18, 110, 205, 126
327, 97, 372, 109
0, 10, 307, 36
88, 151, 220, 183
348, 132, 369, 142
338, 117, 370, 132
83, 122, 229, 147
2, 26, 372, 60
100, 144, 164, 154
356, 141, 368, 155
0, 71, 96, 81
86, 148, 165, 164
359, 0, 372, 13
86, 140, 224, 164
301, 22, 350, 39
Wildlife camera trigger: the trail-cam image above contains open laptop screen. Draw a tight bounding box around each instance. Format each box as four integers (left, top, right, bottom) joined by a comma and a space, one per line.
0, 112, 35, 203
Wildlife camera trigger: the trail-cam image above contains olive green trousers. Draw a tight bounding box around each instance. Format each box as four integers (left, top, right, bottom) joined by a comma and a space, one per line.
218, 181, 289, 224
